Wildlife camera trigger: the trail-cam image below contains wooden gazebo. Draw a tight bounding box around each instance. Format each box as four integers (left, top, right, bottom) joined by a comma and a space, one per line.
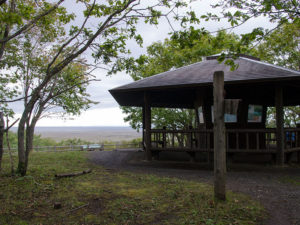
110, 55, 300, 165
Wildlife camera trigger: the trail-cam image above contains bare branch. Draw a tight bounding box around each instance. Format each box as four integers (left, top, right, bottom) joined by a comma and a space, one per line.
209, 16, 253, 34
47, 0, 96, 73
4, 118, 19, 132
0, 95, 32, 103
42, 78, 99, 105
166, 16, 175, 32
49, 0, 136, 77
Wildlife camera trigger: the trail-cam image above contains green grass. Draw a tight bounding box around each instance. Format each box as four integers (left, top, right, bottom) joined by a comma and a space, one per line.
0, 152, 265, 224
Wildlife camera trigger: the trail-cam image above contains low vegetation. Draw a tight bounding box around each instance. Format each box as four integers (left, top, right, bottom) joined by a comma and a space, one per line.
3, 131, 142, 149
0, 152, 265, 224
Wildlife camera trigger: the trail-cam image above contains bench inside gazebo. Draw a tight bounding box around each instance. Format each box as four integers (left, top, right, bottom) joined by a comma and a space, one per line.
110, 54, 300, 165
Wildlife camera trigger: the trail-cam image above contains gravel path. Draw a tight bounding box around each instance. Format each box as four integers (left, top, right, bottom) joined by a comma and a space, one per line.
88, 150, 300, 225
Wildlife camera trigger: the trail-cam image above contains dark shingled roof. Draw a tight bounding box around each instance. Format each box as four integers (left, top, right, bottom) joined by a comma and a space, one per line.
109, 55, 300, 108
111, 56, 300, 91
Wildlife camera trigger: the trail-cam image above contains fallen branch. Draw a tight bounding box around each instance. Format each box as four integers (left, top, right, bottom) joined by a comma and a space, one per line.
55, 169, 92, 178
66, 203, 89, 214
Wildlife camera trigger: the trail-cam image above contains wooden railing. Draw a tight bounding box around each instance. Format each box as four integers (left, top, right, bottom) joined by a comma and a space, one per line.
2, 142, 142, 154
149, 128, 300, 153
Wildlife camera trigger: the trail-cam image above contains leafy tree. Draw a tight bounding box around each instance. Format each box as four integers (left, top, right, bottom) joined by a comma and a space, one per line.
10, 28, 96, 170
0, 0, 65, 62
123, 28, 241, 132
255, 21, 300, 70
201, 0, 299, 65
253, 21, 300, 127
0, 0, 68, 171
0, 0, 66, 110
1, 0, 199, 176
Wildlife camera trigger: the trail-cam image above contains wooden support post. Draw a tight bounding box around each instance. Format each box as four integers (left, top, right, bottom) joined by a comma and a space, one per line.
195, 108, 200, 128
275, 87, 284, 166
142, 106, 145, 150
162, 126, 166, 148
213, 71, 226, 201
144, 92, 152, 161
0, 112, 4, 170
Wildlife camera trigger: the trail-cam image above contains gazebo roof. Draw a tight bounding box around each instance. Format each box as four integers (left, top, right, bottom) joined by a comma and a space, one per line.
110, 55, 300, 108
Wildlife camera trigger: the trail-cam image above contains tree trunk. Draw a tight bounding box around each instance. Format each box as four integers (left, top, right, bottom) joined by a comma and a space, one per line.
17, 116, 27, 176
17, 86, 41, 176
0, 112, 4, 171
17, 105, 34, 175
25, 116, 39, 169
5, 129, 14, 174
25, 125, 33, 169
24, 104, 43, 170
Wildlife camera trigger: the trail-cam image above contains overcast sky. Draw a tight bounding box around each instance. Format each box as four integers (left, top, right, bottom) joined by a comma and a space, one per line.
11, 0, 276, 127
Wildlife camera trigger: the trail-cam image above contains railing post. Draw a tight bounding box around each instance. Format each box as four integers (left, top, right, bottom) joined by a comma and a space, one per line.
213, 71, 226, 201
142, 106, 146, 151
188, 126, 193, 149
162, 126, 166, 148
256, 133, 260, 150
236, 132, 239, 150
246, 133, 249, 150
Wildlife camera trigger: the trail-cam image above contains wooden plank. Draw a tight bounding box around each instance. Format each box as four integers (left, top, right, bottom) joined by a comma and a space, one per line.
236, 133, 239, 150
207, 132, 210, 151
162, 127, 166, 149
150, 147, 277, 153
275, 87, 284, 165
195, 108, 200, 128
226, 133, 229, 151
246, 133, 249, 150
256, 133, 259, 150
267, 132, 270, 150
144, 92, 152, 161
213, 71, 226, 201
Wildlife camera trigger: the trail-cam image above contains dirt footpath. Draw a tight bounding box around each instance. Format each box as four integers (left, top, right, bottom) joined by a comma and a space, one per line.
89, 150, 300, 225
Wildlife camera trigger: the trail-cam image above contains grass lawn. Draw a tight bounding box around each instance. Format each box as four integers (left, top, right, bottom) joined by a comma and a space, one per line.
0, 152, 265, 224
